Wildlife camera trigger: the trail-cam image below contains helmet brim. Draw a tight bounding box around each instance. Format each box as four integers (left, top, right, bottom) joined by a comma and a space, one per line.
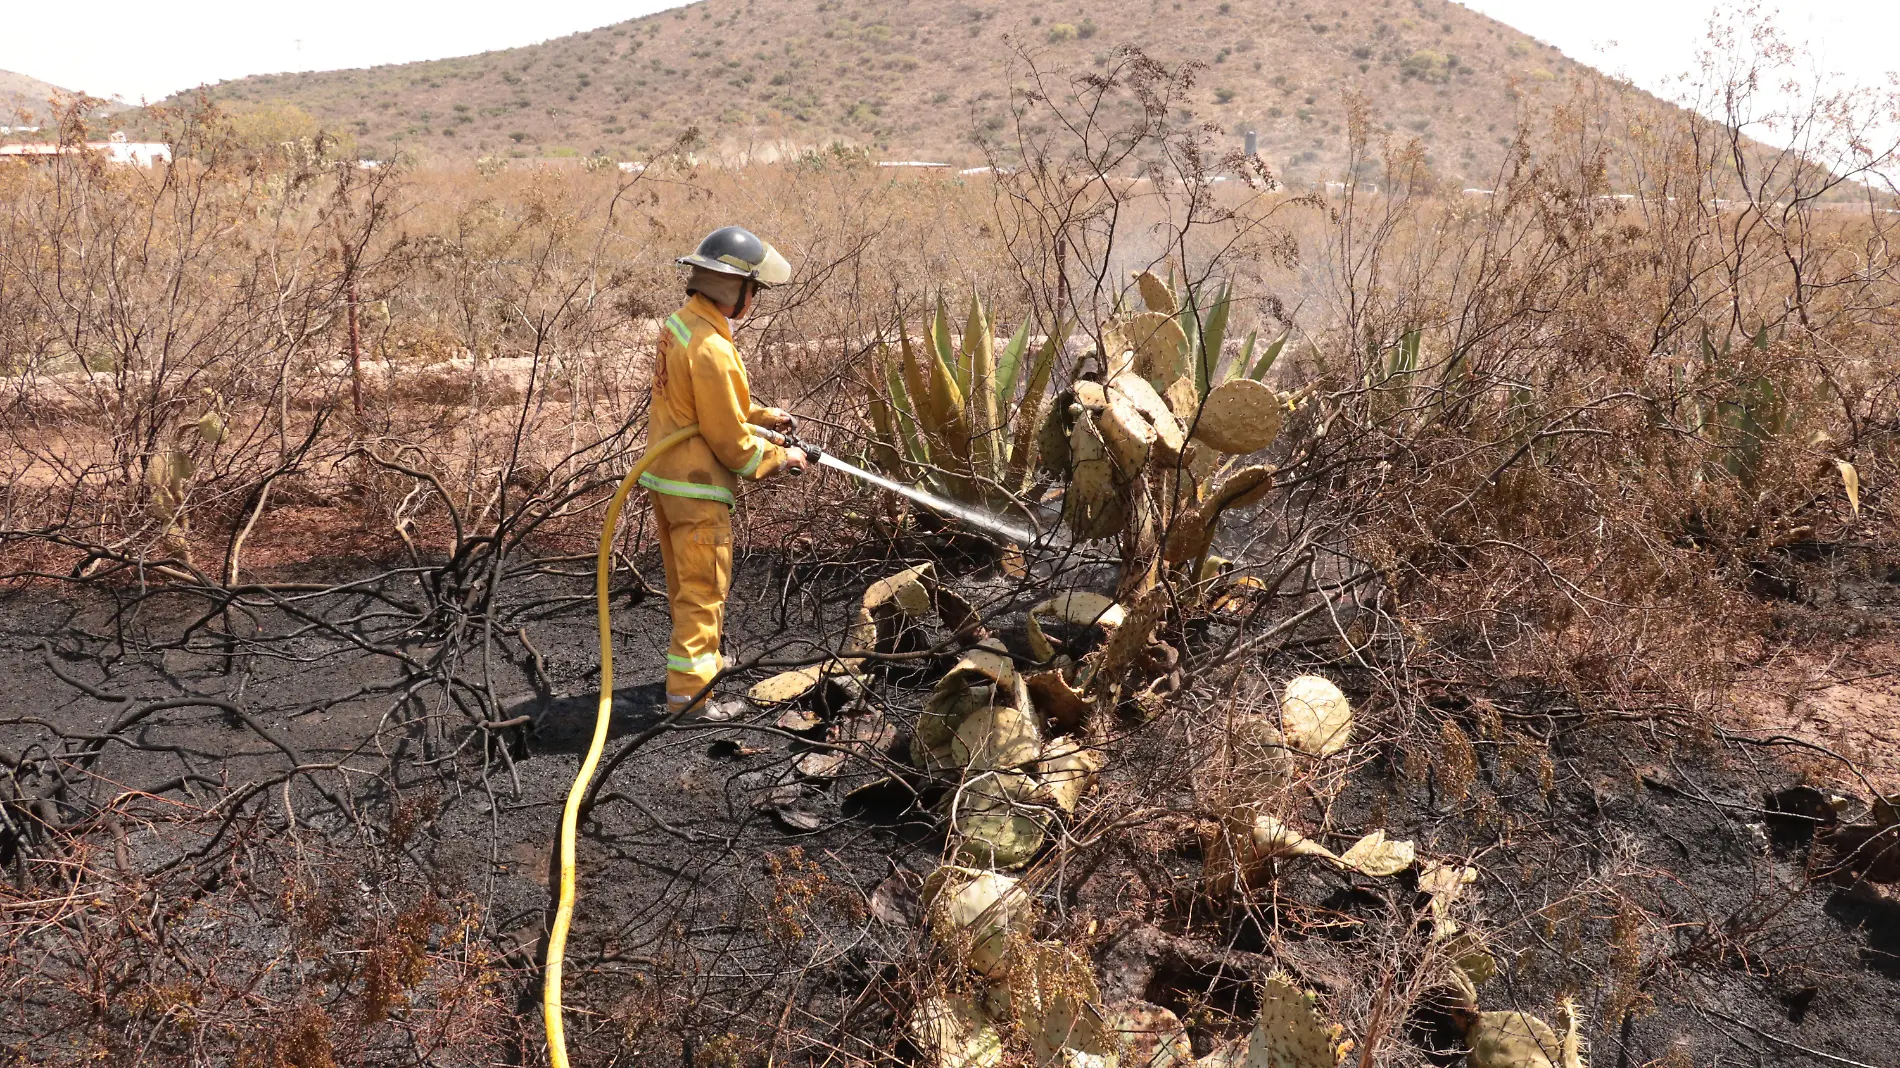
675, 253, 753, 277
675, 244, 793, 286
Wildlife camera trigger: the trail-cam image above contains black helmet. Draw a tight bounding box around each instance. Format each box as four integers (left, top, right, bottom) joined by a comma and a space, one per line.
676, 226, 792, 285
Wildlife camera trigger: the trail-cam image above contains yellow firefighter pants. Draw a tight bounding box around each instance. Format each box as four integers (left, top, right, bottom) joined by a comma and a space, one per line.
649, 490, 733, 705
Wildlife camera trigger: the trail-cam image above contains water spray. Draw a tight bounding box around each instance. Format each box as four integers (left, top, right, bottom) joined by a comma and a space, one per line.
762, 427, 1040, 546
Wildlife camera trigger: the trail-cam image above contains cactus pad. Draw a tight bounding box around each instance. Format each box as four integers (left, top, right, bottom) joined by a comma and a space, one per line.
951, 703, 1044, 771
1241, 975, 1337, 1068
948, 772, 1049, 868
1279, 675, 1352, 756
1130, 312, 1190, 385
1192, 378, 1284, 454
1250, 816, 1341, 862
910, 994, 1004, 1068
1035, 736, 1103, 813
1335, 830, 1416, 876
1099, 388, 1159, 476
747, 665, 827, 704
1134, 270, 1178, 315
1106, 1000, 1195, 1068
1066, 414, 1127, 541
1465, 1012, 1563, 1068
924, 866, 1032, 975
1110, 372, 1188, 461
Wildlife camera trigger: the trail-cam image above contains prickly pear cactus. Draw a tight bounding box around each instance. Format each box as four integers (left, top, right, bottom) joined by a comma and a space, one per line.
1465, 1012, 1563, 1068
1241, 975, 1338, 1068
911, 993, 1005, 1068
923, 866, 1033, 975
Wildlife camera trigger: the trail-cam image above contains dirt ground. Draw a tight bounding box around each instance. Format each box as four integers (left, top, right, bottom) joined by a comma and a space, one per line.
2, 536, 1897, 1067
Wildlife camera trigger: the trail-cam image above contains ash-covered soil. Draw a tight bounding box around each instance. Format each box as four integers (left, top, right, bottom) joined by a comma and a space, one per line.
2, 540, 1897, 1066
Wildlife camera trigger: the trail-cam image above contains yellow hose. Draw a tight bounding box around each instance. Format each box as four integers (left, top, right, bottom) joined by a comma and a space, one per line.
544, 421, 702, 1068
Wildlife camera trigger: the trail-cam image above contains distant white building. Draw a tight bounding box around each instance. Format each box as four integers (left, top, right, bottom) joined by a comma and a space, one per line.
100, 132, 170, 166
0, 131, 171, 167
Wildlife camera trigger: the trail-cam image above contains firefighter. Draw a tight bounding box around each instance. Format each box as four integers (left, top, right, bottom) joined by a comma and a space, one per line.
642, 226, 807, 715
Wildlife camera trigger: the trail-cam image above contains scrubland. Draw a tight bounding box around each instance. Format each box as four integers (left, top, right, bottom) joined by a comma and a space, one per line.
1, 36, 1897, 1068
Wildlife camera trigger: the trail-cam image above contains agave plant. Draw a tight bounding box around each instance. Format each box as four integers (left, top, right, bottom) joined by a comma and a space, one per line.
864, 294, 1073, 514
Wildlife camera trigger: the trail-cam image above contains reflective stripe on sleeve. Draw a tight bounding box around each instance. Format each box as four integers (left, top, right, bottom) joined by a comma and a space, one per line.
730, 439, 766, 478
637, 472, 735, 507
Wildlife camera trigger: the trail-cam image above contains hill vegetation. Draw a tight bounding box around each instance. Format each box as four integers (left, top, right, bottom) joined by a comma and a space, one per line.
0, 70, 68, 125
170, 0, 1617, 184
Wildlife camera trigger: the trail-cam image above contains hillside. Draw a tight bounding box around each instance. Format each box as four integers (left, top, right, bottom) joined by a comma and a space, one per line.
0, 70, 67, 125
168, 0, 1626, 184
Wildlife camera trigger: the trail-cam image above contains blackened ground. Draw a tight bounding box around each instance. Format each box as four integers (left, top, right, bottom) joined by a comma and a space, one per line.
1, 539, 1896, 1066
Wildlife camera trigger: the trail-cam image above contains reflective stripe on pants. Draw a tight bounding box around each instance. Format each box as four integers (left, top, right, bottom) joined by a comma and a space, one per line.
650, 489, 732, 702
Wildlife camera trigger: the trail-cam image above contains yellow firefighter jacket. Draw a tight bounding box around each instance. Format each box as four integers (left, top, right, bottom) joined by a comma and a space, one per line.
639, 293, 787, 505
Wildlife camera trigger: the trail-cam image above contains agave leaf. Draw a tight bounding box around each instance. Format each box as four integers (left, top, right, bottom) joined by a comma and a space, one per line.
899, 332, 936, 434
1179, 282, 1207, 396
1006, 320, 1071, 487
966, 294, 1000, 478
1221, 329, 1257, 385
994, 318, 1033, 404
886, 360, 935, 470
1198, 280, 1233, 393
988, 316, 1032, 473
963, 293, 994, 399
1247, 330, 1288, 381
935, 295, 966, 395
920, 322, 971, 465
866, 370, 904, 476
1385, 328, 1420, 379
1754, 375, 1787, 435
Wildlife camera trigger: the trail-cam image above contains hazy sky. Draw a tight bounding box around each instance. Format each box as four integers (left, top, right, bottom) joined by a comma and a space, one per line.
1, 0, 1895, 110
